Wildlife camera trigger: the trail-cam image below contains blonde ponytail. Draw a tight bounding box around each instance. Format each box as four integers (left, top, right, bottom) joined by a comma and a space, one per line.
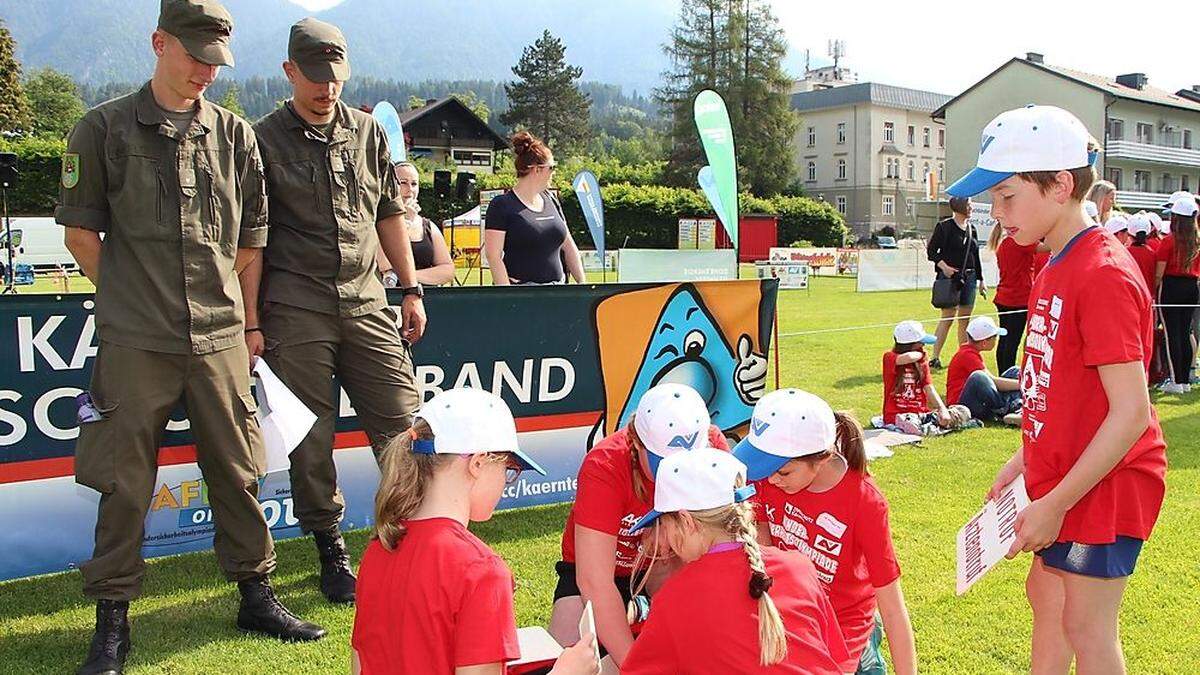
373, 419, 450, 550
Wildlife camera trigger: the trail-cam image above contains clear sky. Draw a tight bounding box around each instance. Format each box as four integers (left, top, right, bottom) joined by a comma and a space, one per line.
287, 0, 1199, 96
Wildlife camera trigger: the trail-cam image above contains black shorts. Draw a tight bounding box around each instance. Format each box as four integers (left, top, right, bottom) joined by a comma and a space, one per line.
553, 561, 642, 604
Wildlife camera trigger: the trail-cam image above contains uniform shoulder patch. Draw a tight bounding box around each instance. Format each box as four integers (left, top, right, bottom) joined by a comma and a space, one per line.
61, 153, 80, 189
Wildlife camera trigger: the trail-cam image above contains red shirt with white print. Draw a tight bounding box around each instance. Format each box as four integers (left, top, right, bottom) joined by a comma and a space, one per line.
752, 470, 901, 672
621, 547, 848, 675
882, 350, 932, 424
1021, 227, 1167, 544
560, 426, 729, 574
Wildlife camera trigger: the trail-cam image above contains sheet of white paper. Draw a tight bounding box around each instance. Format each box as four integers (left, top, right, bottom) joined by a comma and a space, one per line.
864, 440, 894, 460
579, 600, 601, 666
252, 359, 317, 474
956, 476, 1030, 595
508, 626, 564, 667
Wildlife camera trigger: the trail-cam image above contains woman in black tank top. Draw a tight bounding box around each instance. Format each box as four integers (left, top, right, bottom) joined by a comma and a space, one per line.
377, 162, 455, 286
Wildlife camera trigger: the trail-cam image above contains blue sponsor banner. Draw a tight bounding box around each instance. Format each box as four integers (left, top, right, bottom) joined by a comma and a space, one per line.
571, 170, 606, 259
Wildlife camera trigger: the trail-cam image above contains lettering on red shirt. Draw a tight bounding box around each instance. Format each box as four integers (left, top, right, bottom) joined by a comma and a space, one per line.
881, 350, 931, 424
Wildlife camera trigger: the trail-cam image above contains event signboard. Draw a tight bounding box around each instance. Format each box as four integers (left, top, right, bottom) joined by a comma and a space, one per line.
678, 218, 718, 250
755, 261, 810, 290
618, 249, 737, 283
0, 281, 777, 582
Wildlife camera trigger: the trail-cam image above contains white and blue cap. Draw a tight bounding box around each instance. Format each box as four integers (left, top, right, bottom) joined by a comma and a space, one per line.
632, 383, 712, 477
893, 320, 936, 345
947, 105, 1095, 198
628, 446, 755, 533
733, 389, 837, 481
1161, 190, 1191, 210
1170, 192, 1199, 217
966, 315, 1007, 341
1103, 213, 1129, 234
411, 388, 546, 475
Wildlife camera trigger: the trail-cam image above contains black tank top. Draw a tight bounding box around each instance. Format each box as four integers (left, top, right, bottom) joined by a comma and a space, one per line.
410, 218, 437, 270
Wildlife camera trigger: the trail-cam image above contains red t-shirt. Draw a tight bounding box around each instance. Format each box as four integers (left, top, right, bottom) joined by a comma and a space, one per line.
1125, 243, 1159, 293
946, 343, 987, 405
1154, 233, 1200, 277
1032, 249, 1050, 278
881, 350, 932, 424
352, 518, 520, 674
560, 426, 729, 574
994, 236, 1037, 307
752, 471, 901, 671
1021, 227, 1167, 544
621, 547, 849, 674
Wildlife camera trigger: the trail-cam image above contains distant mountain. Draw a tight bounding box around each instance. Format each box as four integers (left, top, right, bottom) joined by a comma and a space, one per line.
2, 0, 679, 95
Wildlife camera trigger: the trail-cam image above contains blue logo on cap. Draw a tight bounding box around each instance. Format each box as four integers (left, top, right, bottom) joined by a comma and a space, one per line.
667, 432, 699, 450
980, 135, 996, 155
751, 417, 770, 436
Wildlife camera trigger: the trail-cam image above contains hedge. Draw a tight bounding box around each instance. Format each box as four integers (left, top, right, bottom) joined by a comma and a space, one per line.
0, 136, 66, 215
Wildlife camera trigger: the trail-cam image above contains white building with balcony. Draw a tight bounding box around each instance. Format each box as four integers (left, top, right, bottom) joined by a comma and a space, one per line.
934, 54, 1200, 212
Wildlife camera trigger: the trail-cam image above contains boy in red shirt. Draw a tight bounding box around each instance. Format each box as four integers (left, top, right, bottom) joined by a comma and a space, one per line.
351, 389, 598, 675
621, 446, 848, 673
948, 104, 1167, 674
946, 316, 1022, 424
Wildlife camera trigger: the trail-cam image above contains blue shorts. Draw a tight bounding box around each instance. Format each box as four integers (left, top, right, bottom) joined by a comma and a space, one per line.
1037, 536, 1144, 578
854, 614, 886, 675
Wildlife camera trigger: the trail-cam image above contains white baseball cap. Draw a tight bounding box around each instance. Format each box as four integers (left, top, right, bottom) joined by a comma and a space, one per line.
947, 105, 1095, 198
1127, 213, 1152, 236
1170, 192, 1199, 217
1103, 214, 1129, 234
966, 315, 1007, 342
1161, 190, 1191, 209
733, 389, 838, 481
412, 388, 545, 475
1149, 212, 1170, 234
893, 320, 936, 345
628, 447, 755, 533
1083, 200, 1099, 219
632, 383, 712, 477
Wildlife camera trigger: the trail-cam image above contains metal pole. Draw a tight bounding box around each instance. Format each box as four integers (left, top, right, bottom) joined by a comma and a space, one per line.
2, 187, 15, 295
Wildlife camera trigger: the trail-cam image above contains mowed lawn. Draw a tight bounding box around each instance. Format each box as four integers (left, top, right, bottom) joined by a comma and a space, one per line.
1, 275, 1197, 674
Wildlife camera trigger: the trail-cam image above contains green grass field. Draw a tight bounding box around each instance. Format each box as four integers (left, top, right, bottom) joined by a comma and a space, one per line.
2, 275, 1197, 674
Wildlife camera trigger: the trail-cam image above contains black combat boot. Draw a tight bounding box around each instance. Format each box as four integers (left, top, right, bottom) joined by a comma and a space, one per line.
236, 575, 326, 642
314, 528, 356, 604
77, 599, 130, 675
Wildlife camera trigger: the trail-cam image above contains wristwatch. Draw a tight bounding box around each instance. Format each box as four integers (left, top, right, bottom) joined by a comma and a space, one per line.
401, 283, 424, 299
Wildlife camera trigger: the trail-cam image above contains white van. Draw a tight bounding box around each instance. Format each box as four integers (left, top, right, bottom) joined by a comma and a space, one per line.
5, 218, 77, 273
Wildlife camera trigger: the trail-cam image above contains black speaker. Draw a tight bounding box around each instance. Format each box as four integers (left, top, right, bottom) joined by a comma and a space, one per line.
455, 172, 476, 201
0, 152, 17, 189
433, 170, 452, 200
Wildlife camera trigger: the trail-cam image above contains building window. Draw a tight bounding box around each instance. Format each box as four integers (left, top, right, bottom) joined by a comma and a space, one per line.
1185, 129, 1193, 150
1135, 170, 1151, 192
1183, 175, 1191, 192
923, 162, 930, 182
937, 162, 944, 181
883, 195, 895, 216
884, 158, 901, 178
836, 196, 847, 214
837, 122, 847, 144
906, 198, 914, 216
1136, 122, 1154, 144
807, 161, 817, 182
938, 128, 945, 148
1161, 173, 1175, 193
1108, 118, 1124, 141
807, 126, 816, 147
923, 127, 931, 147
907, 125, 915, 145
837, 159, 847, 180
1107, 167, 1122, 190
907, 160, 915, 181
884, 121, 895, 143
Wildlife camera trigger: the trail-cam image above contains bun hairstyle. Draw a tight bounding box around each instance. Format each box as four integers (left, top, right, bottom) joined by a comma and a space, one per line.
511, 130, 553, 177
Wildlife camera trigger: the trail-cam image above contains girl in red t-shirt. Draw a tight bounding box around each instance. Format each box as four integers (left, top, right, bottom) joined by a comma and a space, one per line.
351, 388, 598, 675
988, 224, 1037, 373
950, 105, 1166, 674
1153, 199, 1200, 393
621, 447, 848, 674
882, 320, 952, 428
736, 389, 917, 675
547, 383, 728, 668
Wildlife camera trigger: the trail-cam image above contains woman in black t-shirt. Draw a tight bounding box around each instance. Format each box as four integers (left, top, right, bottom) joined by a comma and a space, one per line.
925, 196, 987, 368
378, 162, 455, 286
484, 131, 585, 285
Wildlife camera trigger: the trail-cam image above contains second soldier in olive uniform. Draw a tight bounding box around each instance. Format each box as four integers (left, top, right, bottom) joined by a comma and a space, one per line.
56, 2, 325, 674
248, 18, 426, 604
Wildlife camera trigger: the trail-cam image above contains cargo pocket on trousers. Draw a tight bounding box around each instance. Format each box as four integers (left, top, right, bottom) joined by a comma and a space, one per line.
236, 391, 267, 481
74, 396, 121, 494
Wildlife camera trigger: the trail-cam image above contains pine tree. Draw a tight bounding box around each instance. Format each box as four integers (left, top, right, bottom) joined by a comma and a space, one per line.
655, 0, 797, 195
218, 81, 247, 118
24, 68, 86, 139
0, 20, 33, 135
500, 30, 592, 157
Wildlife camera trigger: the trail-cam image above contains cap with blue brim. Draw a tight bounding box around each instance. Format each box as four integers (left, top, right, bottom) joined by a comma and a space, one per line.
628, 447, 755, 533
411, 388, 546, 475
732, 388, 838, 481
946, 105, 1095, 198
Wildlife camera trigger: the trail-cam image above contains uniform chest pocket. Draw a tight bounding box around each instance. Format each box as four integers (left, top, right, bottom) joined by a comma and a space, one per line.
108, 147, 170, 242
349, 150, 381, 222
198, 161, 236, 247
266, 159, 320, 228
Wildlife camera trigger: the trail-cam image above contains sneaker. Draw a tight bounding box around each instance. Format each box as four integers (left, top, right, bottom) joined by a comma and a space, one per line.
1160, 383, 1185, 395
1002, 412, 1022, 427
1184, 383, 1193, 394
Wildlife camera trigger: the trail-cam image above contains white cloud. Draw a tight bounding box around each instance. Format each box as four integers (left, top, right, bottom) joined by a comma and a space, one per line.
770, 0, 1198, 96
288, 0, 347, 11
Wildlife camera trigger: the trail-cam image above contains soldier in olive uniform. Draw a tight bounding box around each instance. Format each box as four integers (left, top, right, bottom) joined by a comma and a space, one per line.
248, 18, 425, 604
56, 2, 325, 673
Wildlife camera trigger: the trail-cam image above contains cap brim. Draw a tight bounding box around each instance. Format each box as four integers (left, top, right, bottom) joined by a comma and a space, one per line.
646, 452, 664, 478
946, 167, 1013, 198
297, 60, 350, 83
510, 448, 546, 476
732, 436, 792, 481
182, 38, 234, 67
920, 335, 937, 345
628, 509, 663, 534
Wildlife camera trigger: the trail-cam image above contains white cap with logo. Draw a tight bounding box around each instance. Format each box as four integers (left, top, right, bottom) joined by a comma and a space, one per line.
412, 388, 546, 475
1162, 190, 1191, 210
1169, 192, 1199, 217
966, 315, 1007, 342
632, 383, 712, 477
628, 447, 755, 533
947, 105, 1094, 198
893, 320, 936, 345
733, 389, 838, 481
1127, 213, 1152, 236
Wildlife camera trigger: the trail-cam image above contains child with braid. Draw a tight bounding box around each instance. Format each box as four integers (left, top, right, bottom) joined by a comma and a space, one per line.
620, 447, 848, 673
736, 390, 916, 675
